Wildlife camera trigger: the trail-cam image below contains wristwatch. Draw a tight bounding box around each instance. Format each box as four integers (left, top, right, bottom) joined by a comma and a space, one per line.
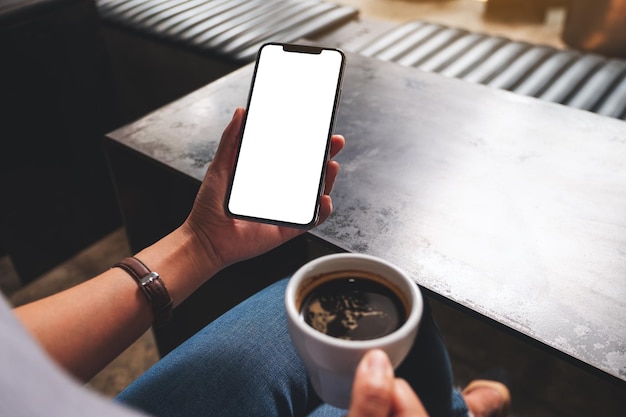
114, 257, 173, 327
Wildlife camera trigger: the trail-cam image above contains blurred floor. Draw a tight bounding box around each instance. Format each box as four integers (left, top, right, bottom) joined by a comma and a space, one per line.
2, 1, 625, 416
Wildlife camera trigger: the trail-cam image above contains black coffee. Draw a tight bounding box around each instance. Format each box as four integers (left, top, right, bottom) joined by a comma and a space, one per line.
299, 271, 407, 341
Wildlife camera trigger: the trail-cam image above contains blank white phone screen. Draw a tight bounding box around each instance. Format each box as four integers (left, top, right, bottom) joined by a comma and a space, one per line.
227, 44, 344, 226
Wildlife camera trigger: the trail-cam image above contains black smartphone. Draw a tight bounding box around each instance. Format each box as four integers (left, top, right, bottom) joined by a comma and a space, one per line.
226, 43, 346, 228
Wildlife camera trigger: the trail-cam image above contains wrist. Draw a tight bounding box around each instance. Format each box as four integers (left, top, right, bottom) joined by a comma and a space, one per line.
177, 221, 226, 275
134, 224, 223, 307
114, 257, 173, 327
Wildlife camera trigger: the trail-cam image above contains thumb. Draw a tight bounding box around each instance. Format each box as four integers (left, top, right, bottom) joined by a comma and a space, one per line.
347, 350, 395, 417
212, 107, 245, 171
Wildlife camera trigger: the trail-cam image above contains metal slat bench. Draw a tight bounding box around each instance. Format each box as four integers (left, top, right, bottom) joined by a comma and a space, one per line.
337, 20, 626, 121
95, 0, 358, 63
94, 0, 358, 122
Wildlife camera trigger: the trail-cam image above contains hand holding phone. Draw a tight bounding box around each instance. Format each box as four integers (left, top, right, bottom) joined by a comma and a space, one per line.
226, 43, 345, 228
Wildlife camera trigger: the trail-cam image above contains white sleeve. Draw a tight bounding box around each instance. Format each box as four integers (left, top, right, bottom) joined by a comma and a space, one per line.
0, 293, 149, 417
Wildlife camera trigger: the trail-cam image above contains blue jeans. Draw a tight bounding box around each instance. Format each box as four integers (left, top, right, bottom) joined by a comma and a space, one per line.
116, 278, 468, 417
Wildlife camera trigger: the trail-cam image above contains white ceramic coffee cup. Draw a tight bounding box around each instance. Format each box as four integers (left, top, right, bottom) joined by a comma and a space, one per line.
285, 253, 423, 409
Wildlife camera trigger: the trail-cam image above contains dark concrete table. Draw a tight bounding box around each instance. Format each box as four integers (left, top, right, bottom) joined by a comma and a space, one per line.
105, 52, 626, 384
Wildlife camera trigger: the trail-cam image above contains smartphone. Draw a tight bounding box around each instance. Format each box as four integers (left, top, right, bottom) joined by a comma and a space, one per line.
225, 43, 345, 228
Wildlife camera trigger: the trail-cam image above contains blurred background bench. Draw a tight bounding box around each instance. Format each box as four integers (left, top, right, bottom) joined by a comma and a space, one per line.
95, 0, 359, 121
321, 19, 626, 120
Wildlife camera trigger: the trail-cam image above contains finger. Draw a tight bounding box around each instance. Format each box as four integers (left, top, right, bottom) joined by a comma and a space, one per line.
317, 195, 333, 225
212, 107, 245, 171
391, 379, 430, 417
347, 350, 394, 417
324, 160, 340, 195
329, 134, 345, 159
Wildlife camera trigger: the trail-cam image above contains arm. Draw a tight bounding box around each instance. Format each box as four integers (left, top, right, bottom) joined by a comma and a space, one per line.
14, 108, 345, 381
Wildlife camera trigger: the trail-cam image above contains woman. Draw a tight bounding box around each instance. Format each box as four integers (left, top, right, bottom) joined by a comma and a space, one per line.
3, 108, 509, 417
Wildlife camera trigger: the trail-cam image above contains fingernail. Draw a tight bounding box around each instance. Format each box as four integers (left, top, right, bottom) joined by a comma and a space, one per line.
365, 350, 391, 374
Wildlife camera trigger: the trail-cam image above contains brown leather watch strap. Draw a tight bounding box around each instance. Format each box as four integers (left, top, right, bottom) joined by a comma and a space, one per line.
114, 257, 173, 327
